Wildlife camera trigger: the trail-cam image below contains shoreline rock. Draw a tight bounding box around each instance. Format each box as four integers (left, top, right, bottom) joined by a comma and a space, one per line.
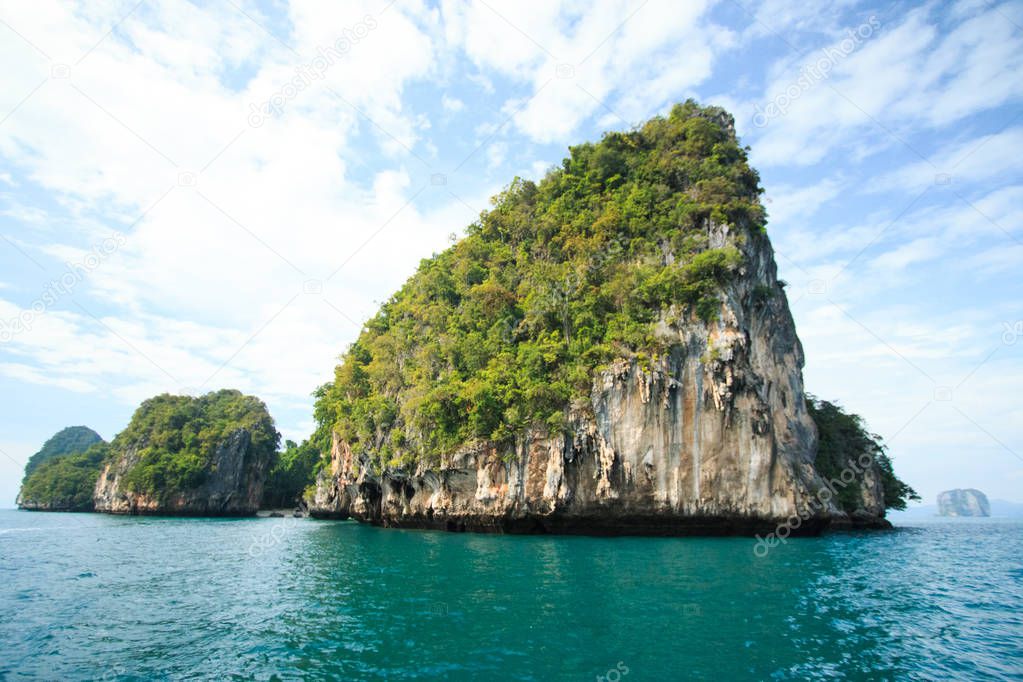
94, 429, 270, 517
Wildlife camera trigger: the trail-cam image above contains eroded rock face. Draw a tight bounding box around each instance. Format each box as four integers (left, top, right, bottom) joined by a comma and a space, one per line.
937, 489, 990, 517
14, 494, 92, 513
310, 226, 890, 535
93, 430, 270, 516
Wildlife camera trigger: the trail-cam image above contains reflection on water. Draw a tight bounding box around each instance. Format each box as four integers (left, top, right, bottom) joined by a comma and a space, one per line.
1, 511, 1021, 680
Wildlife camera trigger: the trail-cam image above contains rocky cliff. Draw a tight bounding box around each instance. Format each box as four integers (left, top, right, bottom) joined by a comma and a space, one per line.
91, 390, 279, 516
15, 493, 91, 513
307, 102, 899, 535
937, 488, 990, 517
310, 223, 889, 535
94, 429, 270, 516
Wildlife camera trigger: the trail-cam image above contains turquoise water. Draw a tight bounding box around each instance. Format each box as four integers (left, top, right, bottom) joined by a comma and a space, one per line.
1, 510, 1021, 680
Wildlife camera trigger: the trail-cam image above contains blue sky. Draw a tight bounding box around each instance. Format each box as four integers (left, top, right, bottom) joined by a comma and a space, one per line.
0, 0, 1020, 507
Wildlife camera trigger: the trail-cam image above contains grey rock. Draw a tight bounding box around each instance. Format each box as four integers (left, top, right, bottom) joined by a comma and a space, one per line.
93, 429, 271, 516
937, 489, 990, 517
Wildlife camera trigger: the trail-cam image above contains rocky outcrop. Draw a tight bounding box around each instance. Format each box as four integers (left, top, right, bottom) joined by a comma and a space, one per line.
94, 429, 270, 516
15, 493, 92, 513
937, 489, 990, 517
310, 225, 891, 535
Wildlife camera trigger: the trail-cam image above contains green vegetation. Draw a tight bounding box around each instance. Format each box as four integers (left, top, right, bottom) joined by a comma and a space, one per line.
808, 396, 920, 512
117, 390, 279, 498
18, 442, 110, 511
22, 426, 103, 479
262, 439, 320, 508
314, 101, 765, 471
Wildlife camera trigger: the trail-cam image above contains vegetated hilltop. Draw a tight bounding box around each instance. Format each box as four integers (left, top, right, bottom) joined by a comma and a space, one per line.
22, 426, 103, 479
94, 389, 280, 515
17, 431, 109, 512
314, 100, 764, 469
17, 390, 284, 516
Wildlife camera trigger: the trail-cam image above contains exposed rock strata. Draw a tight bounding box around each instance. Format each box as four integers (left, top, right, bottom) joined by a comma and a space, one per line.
94, 429, 270, 516
310, 225, 891, 535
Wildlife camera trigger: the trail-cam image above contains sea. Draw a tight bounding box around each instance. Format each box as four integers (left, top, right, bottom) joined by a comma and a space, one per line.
1, 509, 1020, 680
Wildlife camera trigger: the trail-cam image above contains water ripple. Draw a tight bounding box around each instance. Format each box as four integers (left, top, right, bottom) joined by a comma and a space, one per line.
0, 513, 1020, 680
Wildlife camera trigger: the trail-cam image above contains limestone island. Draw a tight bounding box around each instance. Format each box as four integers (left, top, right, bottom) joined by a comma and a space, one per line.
937, 489, 990, 517
305, 102, 919, 535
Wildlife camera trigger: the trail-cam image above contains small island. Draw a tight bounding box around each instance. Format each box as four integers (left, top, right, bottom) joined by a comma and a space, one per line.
16, 426, 108, 512
937, 489, 990, 517
16, 390, 318, 516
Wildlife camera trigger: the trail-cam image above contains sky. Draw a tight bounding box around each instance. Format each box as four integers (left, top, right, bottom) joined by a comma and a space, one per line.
0, 0, 1020, 508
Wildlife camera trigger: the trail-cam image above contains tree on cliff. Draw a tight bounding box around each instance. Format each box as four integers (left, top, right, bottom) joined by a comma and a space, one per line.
262, 439, 320, 508
116, 389, 279, 498
18, 442, 111, 512
22, 425, 104, 480
309, 99, 917, 518
17, 426, 107, 512
808, 396, 919, 511
18, 391, 281, 512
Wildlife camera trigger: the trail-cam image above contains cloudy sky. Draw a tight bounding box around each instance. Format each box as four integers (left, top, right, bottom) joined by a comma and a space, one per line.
0, 0, 1020, 508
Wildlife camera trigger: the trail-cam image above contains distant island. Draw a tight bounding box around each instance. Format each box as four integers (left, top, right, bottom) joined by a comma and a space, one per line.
937, 489, 990, 517
17, 102, 920, 535
16, 426, 108, 512
16, 390, 318, 516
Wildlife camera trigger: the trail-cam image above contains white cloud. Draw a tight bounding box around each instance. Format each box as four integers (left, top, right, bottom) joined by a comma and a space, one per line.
748, 3, 1023, 168
870, 127, 1023, 193
0, 0, 480, 434
485, 140, 507, 170
437, 0, 725, 145
764, 177, 844, 226
441, 94, 464, 112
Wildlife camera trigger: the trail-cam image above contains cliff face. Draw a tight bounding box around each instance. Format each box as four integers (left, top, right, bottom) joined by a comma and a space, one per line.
94, 429, 270, 516
310, 224, 889, 534
937, 489, 990, 517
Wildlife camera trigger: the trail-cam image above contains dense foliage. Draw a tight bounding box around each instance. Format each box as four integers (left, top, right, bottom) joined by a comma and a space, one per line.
22, 426, 103, 479
808, 396, 919, 512
18, 442, 111, 511
314, 101, 765, 470
117, 390, 279, 498
262, 439, 320, 508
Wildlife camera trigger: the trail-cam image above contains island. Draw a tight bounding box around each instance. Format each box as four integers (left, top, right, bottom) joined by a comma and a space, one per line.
16, 427, 109, 512
306, 101, 918, 535
17, 390, 286, 516
937, 489, 990, 517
